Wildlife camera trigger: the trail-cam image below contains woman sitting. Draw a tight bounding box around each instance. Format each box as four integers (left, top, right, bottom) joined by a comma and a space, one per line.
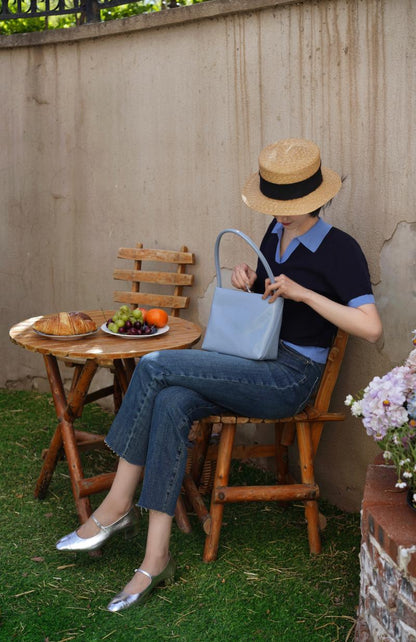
56, 137, 382, 612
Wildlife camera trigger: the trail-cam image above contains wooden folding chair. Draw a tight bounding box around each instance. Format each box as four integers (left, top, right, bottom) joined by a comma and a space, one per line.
66, 243, 195, 409
183, 329, 348, 561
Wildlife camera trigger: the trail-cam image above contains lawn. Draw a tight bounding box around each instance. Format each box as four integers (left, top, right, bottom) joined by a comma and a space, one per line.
0, 389, 359, 641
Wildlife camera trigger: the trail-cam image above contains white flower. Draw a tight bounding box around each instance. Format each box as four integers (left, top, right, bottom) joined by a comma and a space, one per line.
403, 471, 412, 479
383, 451, 392, 461
399, 458, 411, 466
351, 401, 362, 417
344, 395, 354, 406
395, 481, 407, 489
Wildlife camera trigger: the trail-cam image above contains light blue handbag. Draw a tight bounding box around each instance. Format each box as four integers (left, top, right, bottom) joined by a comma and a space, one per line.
202, 229, 284, 360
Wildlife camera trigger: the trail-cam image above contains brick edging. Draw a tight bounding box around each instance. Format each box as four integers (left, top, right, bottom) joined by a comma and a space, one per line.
355, 459, 416, 641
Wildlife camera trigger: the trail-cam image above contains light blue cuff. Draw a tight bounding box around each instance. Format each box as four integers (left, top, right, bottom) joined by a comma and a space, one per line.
348, 294, 375, 308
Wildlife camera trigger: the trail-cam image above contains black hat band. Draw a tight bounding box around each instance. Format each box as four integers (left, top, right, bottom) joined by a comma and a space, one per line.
259, 165, 323, 201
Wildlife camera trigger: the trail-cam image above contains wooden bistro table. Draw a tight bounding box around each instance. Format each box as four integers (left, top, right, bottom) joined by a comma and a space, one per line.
9, 310, 201, 526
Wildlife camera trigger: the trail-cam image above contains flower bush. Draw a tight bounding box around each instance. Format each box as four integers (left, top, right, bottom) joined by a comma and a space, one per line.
345, 331, 416, 506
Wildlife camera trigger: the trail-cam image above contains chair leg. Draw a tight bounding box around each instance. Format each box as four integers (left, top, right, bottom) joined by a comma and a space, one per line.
174, 495, 192, 534
113, 375, 122, 413
190, 420, 212, 486
274, 423, 290, 483
296, 421, 321, 554
203, 422, 236, 563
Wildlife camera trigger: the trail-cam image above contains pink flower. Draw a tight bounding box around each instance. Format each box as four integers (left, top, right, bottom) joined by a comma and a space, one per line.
359, 366, 414, 439
347, 331, 416, 492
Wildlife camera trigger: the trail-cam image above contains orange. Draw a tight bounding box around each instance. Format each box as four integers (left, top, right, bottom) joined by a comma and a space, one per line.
146, 308, 168, 328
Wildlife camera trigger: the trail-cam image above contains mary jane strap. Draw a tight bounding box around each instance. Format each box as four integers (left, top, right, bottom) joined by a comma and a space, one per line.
134, 568, 152, 580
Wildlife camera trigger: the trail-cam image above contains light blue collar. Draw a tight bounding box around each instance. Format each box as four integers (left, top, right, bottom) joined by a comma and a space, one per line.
272, 217, 332, 261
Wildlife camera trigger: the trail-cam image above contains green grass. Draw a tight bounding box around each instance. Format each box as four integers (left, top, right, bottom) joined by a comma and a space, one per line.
0, 389, 359, 641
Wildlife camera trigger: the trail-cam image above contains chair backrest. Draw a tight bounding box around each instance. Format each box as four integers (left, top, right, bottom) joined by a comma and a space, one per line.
113, 243, 195, 317
307, 328, 348, 455
313, 328, 349, 412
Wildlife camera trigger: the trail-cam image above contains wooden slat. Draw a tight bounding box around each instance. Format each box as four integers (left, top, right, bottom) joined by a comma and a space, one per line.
113, 291, 190, 309
201, 411, 344, 425
118, 247, 194, 264
113, 268, 193, 286
84, 385, 115, 404
77, 472, 116, 498
213, 483, 319, 503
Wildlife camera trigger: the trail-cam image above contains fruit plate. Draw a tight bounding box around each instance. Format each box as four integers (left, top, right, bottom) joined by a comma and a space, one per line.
33, 328, 99, 340
100, 323, 170, 339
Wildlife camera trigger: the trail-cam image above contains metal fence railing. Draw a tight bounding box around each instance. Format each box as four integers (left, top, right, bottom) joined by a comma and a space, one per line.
0, 0, 183, 24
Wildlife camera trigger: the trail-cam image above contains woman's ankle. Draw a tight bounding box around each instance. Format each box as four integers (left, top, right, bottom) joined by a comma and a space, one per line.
140, 551, 170, 576
96, 497, 133, 522
76, 503, 134, 539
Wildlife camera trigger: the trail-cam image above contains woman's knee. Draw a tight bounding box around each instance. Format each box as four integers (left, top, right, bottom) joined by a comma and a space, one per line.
153, 386, 195, 419
135, 351, 167, 383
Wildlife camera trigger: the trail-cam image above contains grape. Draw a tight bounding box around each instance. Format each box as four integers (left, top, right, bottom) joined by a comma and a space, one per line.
107, 304, 152, 335
132, 308, 143, 321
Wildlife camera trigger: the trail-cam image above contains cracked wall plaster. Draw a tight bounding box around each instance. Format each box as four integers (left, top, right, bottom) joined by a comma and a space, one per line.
374, 222, 416, 364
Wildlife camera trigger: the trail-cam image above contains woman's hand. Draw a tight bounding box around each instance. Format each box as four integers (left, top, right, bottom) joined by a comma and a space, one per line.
231, 264, 257, 291
263, 275, 307, 303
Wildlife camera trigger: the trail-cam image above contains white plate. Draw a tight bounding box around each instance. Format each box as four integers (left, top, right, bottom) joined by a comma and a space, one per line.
100, 323, 169, 339
33, 328, 99, 340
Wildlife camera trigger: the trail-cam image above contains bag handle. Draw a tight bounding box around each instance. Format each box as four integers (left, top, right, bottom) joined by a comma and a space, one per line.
214, 228, 275, 288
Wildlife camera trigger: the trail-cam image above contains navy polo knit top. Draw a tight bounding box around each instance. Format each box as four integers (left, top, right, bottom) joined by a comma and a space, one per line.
253, 217, 375, 361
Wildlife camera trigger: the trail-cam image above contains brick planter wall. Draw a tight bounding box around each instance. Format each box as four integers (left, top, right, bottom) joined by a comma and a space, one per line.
356, 459, 416, 641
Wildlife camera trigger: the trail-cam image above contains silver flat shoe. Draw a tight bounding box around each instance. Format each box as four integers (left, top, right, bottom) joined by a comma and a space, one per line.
106, 554, 176, 613
56, 506, 140, 552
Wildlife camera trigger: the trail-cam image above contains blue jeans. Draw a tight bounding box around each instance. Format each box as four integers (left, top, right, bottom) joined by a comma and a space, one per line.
105, 343, 324, 516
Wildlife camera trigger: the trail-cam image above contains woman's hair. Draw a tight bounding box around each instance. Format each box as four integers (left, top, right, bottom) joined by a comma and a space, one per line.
315, 175, 346, 218
310, 207, 321, 218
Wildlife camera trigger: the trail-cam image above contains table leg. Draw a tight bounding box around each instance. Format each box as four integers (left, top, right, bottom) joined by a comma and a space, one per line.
35, 355, 67, 499
112, 358, 130, 394
35, 355, 99, 524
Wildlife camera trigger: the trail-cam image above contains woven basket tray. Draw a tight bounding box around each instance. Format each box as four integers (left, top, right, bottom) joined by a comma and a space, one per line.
185, 451, 216, 495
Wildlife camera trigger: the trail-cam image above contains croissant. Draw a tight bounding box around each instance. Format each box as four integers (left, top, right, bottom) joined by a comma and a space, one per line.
33, 311, 97, 336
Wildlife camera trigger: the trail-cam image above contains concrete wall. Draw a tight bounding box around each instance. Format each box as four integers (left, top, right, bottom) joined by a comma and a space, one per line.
1, 0, 415, 511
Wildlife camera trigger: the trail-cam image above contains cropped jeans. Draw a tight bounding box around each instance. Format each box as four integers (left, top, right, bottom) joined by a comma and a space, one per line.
105, 343, 324, 517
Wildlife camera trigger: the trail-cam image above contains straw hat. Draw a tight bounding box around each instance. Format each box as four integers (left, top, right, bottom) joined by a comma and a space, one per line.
242, 138, 341, 216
